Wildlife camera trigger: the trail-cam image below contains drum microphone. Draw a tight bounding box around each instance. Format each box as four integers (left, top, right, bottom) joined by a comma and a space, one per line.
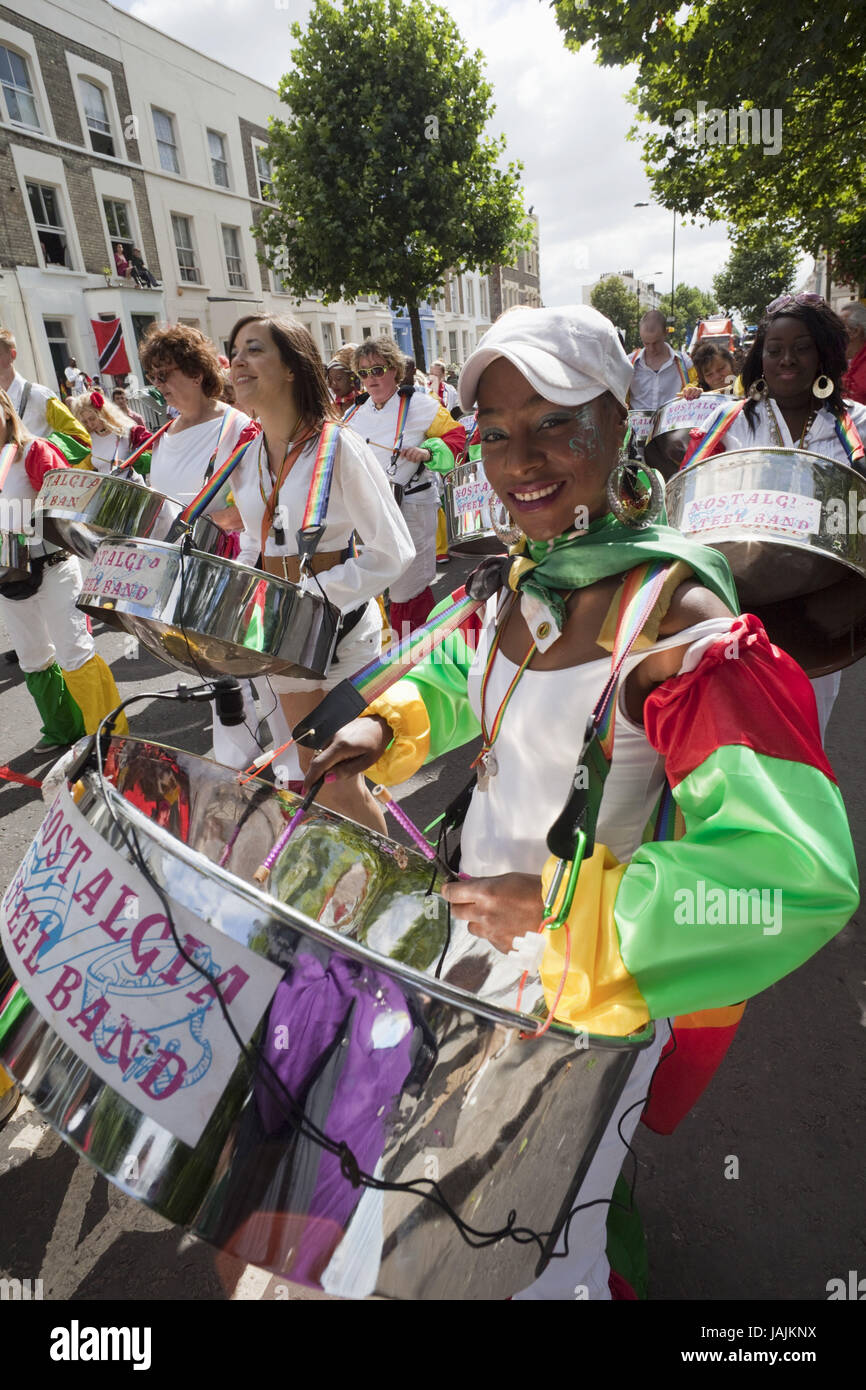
176, 678, 246, 727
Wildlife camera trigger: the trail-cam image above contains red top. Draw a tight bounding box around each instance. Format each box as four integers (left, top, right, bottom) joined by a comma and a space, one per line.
843, 344, 866, 406
24, 437, 68, 492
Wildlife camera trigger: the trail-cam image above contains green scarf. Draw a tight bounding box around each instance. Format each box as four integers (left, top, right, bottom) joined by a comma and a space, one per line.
508, 512, 740, 631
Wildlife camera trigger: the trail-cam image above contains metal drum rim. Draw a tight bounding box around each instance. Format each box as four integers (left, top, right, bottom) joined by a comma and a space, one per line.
668, 443, 859, 483
85, 735, 646, 1046
88, 533, 331, 603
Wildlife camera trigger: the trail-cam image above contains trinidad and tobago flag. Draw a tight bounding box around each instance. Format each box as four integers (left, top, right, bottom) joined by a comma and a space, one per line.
90, 318, 131, 376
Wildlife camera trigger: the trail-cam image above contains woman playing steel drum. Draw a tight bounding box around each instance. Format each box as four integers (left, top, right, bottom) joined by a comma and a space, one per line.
67, 389, 151, 475
227, 313, 414, 833
137, 323, 270, 769
302, 304, 858, 1299
0, 387, 127, 750
345, 336, 466, 636
685, 294, 866, 736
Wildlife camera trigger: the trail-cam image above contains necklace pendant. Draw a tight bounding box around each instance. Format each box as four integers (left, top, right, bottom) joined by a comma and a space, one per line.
476, 748, 498, 791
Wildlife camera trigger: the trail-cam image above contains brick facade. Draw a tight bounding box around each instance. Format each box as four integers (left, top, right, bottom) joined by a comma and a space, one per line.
0, 4, 159, 275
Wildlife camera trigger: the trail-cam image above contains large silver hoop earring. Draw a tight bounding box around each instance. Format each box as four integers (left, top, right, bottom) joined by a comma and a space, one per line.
489, 497, 524, 546
812, 373, 834, 400
606, 462, 664, 528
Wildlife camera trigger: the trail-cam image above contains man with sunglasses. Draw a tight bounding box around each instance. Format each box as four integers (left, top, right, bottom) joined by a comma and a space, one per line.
347, 337, 465, 635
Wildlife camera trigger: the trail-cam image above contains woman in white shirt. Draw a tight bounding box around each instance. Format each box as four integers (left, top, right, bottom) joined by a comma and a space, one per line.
228, 313, 414, 832
138, 323, 269, 768
690, 294, 866, 736
67, 390, 150, 473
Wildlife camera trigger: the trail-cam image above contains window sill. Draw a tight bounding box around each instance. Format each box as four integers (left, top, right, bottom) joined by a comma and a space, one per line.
39, 265, 86, 277
176, 280, 210, 292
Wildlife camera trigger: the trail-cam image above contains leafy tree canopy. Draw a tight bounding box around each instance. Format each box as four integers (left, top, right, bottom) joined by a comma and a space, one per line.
658, 283, 718, 347
551, 2, 866, 289
259, 0, 528, 364
590, 276, 639, 349
713, 231, 798, 324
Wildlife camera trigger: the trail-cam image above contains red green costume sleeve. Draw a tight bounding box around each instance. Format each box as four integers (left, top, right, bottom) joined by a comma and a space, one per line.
539, 614, 859, 1035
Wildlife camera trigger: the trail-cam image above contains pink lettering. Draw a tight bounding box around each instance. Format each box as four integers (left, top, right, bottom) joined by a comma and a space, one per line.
45, 964, 82, 1012
71, 867, 114, 917
56, 837, 92, 886
96, 1016, 151, 1072
21, 928, 51, 977
159, 933, 205, 986
45, 822, 71, 869
96, 884, 137, 941
66, 994, 111, 1043
5, 888, 31, 931
10, 910, 40, 955
186, 964, 249, 1008
129, 913, 172, 976
39, 806, 64, 846
138, 1049, 188, 1101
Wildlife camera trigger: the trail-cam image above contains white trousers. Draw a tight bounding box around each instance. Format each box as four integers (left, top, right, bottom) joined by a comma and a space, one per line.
210, 677, 300, 774
389, 494, 437, 603
513, 1019, 670, 1300
810, 671, 841, 742
0, 556, 93, 673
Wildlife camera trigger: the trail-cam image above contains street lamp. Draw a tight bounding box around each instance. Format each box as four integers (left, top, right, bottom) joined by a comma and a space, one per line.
634, 201, 678, 336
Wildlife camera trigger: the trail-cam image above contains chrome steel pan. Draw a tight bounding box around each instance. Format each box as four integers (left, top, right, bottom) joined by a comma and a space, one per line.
76, 537, 338, 680
443, 460, 504, 556
0, 530, 31, 583
0, 736, 651, 1301
666, 446, 866, 676
36, 468, 222, 560
644, 393, 741, 479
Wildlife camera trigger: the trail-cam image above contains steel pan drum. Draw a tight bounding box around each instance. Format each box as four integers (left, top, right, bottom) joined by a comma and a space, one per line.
36, 469, 222, 560
0, 737, 651, 1300
0, 530, 31, 583
443, 460, 505, 556
76, 537, 338, 680
644, 393, 740, 479
666, 446, 866, 676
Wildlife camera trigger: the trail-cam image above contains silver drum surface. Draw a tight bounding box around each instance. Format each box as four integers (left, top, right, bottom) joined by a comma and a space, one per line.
444, 461, 504, 556
0, 530, 31, 583
76, 537, 339, 680
0, 736, 651, 1300
666, 446, 866, 675
36, 469, 222, 560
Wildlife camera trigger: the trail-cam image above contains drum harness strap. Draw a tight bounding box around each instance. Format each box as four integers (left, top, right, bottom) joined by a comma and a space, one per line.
258, 420, 366, 654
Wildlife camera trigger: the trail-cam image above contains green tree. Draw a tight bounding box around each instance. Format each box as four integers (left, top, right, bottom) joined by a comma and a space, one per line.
590, 276, 639, 350
658, 284, 719, 349
713, 233, 798, 324
259, 0, 527, 368
551, 2, 866, 289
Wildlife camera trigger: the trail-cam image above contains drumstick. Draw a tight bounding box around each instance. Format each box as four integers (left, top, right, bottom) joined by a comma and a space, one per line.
372, 785, 467, 880
253, 776, 324, 884
237, 737, 295, 785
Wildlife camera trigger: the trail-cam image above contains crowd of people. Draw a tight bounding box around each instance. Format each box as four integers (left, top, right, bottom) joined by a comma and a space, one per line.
0, 291, 864, 1300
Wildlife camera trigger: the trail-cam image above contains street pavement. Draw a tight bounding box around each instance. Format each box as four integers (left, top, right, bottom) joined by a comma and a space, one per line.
0, 554, 864, 1302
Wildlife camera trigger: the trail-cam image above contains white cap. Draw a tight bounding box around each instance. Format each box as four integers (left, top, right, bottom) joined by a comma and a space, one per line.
458, 304, 634, 413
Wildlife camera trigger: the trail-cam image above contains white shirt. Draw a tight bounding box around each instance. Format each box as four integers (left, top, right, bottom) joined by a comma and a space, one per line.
231, 423, 414, 614
629, 346, 692, 412
7, 370, 58, 440
347, 389, 446, 493
87, 430, 132, 473
441, 600, 734, 1004
718, 397, 866, 468
429, 379, 458, 412
148, 405, 250, 504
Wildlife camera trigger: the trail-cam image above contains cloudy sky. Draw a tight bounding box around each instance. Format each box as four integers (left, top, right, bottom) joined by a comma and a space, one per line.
117, 0, 810, 306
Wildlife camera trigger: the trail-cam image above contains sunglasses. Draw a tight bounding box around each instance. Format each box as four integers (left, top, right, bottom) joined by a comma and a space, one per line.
148, 366, 179, 385
357, 365, 389, 379
766, 292, 824, 315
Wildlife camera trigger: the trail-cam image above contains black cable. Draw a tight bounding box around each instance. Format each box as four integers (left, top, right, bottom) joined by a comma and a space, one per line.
88, 696, 555, 1257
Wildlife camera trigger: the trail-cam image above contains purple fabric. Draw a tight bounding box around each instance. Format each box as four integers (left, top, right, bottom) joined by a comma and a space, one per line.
256, 951, 416, 1282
